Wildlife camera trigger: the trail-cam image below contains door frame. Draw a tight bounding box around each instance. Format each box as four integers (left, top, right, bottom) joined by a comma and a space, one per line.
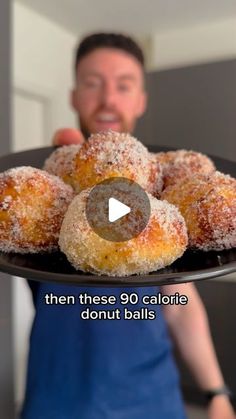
13, 78, 55, 147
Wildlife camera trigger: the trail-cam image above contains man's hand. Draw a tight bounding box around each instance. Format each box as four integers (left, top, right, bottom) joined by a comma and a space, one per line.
208, 396, 236, 419
52, 128, 85, 146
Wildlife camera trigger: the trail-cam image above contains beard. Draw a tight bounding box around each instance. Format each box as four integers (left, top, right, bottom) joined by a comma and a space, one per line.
78, 108, 135, 139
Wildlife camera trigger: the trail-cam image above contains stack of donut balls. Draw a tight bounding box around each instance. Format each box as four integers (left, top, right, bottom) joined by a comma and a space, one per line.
0, 130, 235, 276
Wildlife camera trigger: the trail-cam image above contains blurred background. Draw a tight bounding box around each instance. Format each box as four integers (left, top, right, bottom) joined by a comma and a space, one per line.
1, 0, 236, 417
13, 0, 236, 156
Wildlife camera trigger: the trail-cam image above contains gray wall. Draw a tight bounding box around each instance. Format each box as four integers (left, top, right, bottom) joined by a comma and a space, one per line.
136, 59, 236, 162
135, 60, 236, 406
0, 1, 14, 418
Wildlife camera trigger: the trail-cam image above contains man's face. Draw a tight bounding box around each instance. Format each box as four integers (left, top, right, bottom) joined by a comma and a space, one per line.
71, 48, 147, 138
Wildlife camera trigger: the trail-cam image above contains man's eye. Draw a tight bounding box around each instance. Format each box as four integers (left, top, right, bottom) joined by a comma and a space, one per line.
84, 80, 101, 89
118, 84, 131, 92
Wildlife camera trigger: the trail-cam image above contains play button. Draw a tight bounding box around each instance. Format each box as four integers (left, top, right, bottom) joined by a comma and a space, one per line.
108, 198, 130, 222
86, 177, 151, 242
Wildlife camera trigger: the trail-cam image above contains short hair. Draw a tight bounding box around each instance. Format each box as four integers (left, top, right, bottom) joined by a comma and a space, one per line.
75, 32, 145, 73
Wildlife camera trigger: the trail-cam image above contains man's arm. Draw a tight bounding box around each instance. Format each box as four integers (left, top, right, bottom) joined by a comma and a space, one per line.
161, 282, 235, 419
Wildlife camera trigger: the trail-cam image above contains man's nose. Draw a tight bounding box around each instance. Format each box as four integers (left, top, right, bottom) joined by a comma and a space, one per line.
100, 83, 117, 107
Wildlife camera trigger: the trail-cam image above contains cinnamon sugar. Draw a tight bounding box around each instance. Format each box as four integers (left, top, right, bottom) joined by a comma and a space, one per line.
163, 171, 236, 251
153, 149, 215, 189
59, 188, 188, 276
0, 166, 74, 253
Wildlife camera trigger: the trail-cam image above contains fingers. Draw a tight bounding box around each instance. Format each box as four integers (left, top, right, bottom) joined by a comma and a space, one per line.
52, 128, 85, 146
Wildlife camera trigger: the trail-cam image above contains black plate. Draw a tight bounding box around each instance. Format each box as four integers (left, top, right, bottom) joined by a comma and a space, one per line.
0, 145, 235, 287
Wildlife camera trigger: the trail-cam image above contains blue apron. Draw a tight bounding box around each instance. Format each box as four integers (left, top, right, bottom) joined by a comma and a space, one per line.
20, 281, 187, 419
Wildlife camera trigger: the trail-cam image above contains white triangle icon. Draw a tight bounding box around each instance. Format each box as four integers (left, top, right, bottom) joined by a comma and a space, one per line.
108, 197, 131, 223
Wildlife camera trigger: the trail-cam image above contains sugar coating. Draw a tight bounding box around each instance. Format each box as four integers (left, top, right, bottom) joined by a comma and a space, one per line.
43, 144, 82, 179
0, 166, 74, 253
153, 149, 215, 189
162, 171, 236, 251
74, 130, 163, 196
59, 188, 188, 277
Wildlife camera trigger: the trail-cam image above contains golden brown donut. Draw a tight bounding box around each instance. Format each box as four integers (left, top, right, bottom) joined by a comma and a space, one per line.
64, 130, 163, 196
152, 149, 215, 189
162, 171, 236, 251
0, 166, 74, 253
59, 189, 188, 277
43, 144, 82, 185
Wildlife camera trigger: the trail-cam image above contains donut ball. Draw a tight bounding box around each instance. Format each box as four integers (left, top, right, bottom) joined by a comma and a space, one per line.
43, 144, 82, 185
59, 189, 188, 277
0, 166, 74, 253
64, 130, 163, 196
148, 158, 163, 198
152, 149, 215, 189
162, 171, 236, 251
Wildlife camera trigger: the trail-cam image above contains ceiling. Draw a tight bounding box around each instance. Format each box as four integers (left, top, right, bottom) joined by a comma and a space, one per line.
16, 0, 236, 36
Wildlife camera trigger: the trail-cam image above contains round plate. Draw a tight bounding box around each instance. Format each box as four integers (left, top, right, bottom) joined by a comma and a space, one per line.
0, 145, 235, 287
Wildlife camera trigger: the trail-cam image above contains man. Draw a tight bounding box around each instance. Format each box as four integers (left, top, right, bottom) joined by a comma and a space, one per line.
21, 33, 235, 419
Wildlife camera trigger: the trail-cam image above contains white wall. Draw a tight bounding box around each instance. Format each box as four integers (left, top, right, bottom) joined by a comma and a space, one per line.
13, 2, 78, 143
149, 18, 236, 70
